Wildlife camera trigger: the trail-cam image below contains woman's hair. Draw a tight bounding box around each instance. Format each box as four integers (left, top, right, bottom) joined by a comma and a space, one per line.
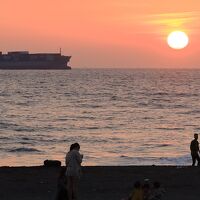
70, 143, 75, 151
70, 143, 80, 151
73, 143, 80, 150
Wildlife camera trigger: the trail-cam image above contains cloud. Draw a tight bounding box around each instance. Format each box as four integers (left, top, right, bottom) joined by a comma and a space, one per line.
144, 11, 200, 34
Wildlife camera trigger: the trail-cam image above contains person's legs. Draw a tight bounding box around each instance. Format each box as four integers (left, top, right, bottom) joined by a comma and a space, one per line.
71, 177, 79, 200
67, 176, 73, 200
192, 154, 196, 166
196, 154, 200, 166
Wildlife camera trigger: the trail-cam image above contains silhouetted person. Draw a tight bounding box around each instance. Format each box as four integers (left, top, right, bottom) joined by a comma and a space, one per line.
190, 133, 200, 166
65, 143, 83, 200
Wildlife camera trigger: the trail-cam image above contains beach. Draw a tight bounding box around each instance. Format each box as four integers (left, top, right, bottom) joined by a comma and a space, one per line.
0, 165, 200, 200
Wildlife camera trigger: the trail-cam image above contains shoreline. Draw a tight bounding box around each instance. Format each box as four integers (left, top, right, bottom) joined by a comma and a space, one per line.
0, 166, 200, 200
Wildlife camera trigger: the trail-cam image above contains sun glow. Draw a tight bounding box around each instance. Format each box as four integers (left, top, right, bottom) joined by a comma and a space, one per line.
167, 31, 189, 49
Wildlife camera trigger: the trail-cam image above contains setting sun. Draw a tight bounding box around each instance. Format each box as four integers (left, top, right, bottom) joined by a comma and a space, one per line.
167, 31, 189, 50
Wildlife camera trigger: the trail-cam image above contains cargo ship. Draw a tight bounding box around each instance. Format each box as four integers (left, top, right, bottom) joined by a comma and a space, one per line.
0, 51, 71, 70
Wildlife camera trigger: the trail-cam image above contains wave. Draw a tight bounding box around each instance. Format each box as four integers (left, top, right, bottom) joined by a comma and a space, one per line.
116, 154, 191, 166
8, 147, 42, 153
120, 155, 132, 158
0, 122, 36, 133
15, 128, 35, 132
0, 122, 19, 129
0, 92, 10, 97
152, 92, 169, 96
155, 144, 171, 147
158, 155, 191, 165
16, 102, 30, 106
87, 127, 99, 130
0, 136, 10, 140
175, 93, 199, 97
156, 127, 184, 131
178, 110, 200, 115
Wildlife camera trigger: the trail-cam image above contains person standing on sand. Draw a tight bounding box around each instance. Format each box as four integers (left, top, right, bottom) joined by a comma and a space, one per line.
190, 133, 200, 166
65, 143, 83, 200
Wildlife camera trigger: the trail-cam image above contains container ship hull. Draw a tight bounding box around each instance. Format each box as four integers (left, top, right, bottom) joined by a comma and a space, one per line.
0, 51, 71, 70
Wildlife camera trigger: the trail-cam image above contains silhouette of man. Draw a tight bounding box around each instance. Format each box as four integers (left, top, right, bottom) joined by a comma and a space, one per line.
190, 133, 200, 166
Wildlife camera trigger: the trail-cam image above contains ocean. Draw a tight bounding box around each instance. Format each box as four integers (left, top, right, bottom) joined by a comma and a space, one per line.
0, 69, 200, 166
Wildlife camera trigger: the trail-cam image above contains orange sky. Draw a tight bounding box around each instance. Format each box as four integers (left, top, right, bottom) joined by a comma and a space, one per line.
1, 0, 200, 68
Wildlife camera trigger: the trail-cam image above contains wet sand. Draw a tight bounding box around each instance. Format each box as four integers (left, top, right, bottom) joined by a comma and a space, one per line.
0, 166, 200, 200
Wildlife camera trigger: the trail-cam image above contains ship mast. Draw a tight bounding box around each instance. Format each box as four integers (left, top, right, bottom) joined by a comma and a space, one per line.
59, 48, 62, 55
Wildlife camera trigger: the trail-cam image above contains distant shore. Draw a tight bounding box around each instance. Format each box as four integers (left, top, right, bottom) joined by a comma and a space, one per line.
0, 166, 200, 200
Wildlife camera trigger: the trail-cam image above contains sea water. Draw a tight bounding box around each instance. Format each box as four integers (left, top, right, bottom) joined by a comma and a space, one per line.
0, 69, 200, 166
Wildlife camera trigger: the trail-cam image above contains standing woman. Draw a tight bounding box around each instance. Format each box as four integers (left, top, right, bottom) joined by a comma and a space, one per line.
65, 143, 83, 200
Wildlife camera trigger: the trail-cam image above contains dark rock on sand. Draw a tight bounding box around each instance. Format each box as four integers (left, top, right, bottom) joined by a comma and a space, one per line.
44, 160, 61, 167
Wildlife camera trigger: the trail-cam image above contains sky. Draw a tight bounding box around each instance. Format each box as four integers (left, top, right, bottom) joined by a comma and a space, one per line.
1, 0, 200, 68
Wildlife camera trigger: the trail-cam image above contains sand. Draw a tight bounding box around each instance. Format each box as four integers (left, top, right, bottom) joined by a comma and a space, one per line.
0, 165, 200, 200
